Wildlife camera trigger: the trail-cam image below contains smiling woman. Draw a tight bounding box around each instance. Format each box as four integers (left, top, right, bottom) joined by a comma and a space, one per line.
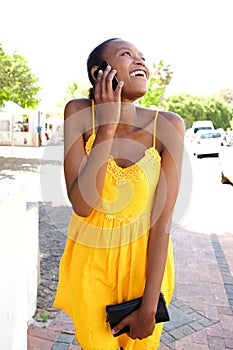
53, 38, 185, 350
87, 38, 149, 101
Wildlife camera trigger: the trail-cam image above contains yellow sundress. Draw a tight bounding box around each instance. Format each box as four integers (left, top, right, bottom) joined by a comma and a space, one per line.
54, 106, 174, 350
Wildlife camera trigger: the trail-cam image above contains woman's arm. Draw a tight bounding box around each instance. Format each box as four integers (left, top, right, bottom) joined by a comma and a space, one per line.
64, 100, 116, 217
64, 68, 124, 217
141, 112, 185, 309
112, 112, 185, 339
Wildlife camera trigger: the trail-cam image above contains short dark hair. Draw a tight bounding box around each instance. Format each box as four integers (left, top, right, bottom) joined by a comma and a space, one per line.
87, 38, 121, 99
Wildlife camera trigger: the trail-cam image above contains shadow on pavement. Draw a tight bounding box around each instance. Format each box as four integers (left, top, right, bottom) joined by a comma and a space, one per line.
0, 156, 63, 179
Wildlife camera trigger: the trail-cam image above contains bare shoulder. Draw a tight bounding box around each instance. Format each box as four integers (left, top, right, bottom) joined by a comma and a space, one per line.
135, 105, 159, 127
158, 111, 185, 135
64, 98, 91, 120
136, 105, 184, 134
159, 109, 184, 126
159, 110, 184, 132
64, 98, 93, 137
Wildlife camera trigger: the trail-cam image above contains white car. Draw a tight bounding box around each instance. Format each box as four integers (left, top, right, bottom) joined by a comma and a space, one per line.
192, 130, 222, 158
192, 120, 214, 134
219, 142, 233, 185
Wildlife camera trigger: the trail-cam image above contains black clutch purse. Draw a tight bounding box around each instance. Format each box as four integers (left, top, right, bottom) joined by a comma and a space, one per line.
106, 292, 170, 337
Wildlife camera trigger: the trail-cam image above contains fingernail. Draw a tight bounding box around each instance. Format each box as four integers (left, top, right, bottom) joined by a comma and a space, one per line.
111, 329, 116, 334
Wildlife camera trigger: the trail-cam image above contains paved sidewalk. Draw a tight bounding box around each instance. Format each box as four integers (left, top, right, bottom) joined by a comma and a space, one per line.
28, 311, 81, 350
27, 203, 233, 350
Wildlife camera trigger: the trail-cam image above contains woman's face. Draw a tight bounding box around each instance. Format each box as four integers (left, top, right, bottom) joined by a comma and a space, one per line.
102, 40, 150, 101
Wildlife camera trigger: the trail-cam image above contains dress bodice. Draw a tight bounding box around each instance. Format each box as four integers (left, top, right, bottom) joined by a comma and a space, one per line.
85, 134, 161, 221
68, 104, 161, 248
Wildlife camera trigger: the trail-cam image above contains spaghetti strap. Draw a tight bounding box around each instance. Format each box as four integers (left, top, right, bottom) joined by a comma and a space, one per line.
153, 109, 159, 148
91, 99, 95, 135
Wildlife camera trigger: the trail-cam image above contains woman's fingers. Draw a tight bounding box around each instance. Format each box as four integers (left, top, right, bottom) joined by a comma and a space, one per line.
95, 65, 122, 102
101, 65, 114, 93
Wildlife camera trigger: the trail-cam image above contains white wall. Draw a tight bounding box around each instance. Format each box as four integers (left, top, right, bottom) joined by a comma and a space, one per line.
0, 131, 38, 146
0, 179, 39, 350
26, 202, 39, 323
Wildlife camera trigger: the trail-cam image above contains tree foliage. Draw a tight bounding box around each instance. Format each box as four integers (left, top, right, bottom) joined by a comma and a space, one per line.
66, 81, 79, 99
165, 93, 233, 129
138, 60, 173, 107
58, 80, 89, 110
0, 44, 41, 109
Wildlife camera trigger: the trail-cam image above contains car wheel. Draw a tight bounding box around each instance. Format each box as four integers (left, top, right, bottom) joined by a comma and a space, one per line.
221, 172, 230, 184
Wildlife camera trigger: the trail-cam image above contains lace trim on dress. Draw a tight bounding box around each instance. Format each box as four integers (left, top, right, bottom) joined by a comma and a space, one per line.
107, 156, 145, 183
140, 147, 161, 168
107, 147, 161, 182
85, 133, 96, 155
85, 133, 161, 183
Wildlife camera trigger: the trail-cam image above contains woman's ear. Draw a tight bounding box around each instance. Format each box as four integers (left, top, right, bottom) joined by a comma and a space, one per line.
90, 66, 99, 82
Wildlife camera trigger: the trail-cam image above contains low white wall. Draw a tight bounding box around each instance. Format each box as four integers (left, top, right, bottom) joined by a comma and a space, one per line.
0, 131, 38, 146
26, 202, 39, 324
0, 178, 39, 350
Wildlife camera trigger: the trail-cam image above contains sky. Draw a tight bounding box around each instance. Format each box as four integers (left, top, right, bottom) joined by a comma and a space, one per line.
1, 0, 233, 111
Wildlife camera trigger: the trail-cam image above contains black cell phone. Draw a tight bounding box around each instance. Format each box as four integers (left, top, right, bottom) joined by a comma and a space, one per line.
94, 60, 119, 90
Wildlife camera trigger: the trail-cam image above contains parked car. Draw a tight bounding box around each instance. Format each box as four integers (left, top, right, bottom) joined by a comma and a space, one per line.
192, 130, 222, 158
190, 120, 215, 143
192, 120, 214, 134
219, 142, 233, 185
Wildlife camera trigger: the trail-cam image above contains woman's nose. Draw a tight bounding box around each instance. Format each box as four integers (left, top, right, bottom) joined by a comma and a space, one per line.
134, 57, 145, 66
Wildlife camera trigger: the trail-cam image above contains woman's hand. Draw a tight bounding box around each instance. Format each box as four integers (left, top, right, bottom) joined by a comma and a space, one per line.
112, 307, 155, 340
94, 64, 123, 103
94, 65, 124, 126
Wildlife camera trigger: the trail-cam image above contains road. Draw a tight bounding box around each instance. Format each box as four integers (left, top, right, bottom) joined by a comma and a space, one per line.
179, 143, 233, 236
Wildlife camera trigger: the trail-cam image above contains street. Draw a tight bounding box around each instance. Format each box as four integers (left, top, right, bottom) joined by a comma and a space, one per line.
180, 144, 233, 235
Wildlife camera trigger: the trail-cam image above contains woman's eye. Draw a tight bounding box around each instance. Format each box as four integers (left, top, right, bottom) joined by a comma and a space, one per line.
122, 51, 131, 57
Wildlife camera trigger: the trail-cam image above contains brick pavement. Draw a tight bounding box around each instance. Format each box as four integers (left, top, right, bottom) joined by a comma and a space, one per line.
28, 311, 81, 350
27, 202, 233, 349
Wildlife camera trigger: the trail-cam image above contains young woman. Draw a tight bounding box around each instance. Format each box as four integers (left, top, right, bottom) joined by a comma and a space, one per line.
54, 38, 184, 350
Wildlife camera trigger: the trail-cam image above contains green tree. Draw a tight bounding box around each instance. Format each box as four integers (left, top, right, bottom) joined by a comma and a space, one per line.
165, 93, 233, 129
66, 81, 79, 99
164, 93, 205, 129
0, 44, 41, 109
203, 96, 233, 129
58, 80, 89, 107
138, 60, 173, 108
57, 80, 89, 118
